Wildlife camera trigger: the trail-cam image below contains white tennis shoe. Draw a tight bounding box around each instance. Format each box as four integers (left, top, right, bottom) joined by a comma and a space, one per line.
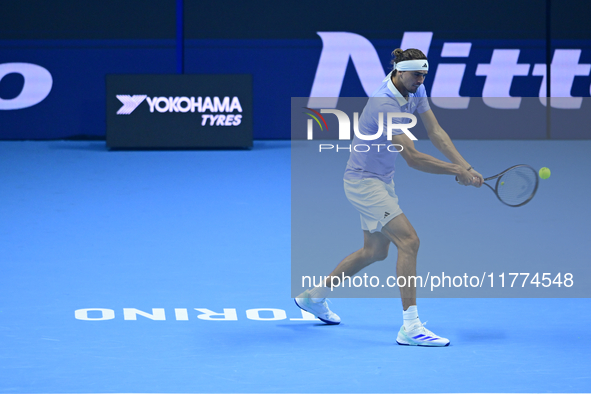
294, 290, 341, 325
396, 322, 450, 347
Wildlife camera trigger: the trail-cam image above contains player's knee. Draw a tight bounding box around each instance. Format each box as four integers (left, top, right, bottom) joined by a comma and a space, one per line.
401, 234, 420, 255
373, 248, 389, 262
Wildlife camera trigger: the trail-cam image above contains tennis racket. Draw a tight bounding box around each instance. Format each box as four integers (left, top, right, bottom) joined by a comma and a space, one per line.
458, 165, 539, 207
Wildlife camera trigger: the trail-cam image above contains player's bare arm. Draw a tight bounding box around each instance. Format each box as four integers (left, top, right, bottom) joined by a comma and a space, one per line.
419, 109, 483, 187
391, 132, 475, 186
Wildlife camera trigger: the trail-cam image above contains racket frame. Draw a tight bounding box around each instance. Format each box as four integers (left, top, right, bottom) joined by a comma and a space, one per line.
482, 164, 539, 207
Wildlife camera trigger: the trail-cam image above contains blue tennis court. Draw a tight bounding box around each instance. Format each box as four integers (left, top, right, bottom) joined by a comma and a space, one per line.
1, 139, 590, 393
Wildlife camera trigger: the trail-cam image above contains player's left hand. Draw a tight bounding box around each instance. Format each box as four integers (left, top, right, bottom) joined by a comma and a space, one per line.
468, 168, 484, 187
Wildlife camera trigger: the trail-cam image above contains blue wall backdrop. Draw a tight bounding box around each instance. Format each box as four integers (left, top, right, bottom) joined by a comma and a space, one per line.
1, 0, 590, 140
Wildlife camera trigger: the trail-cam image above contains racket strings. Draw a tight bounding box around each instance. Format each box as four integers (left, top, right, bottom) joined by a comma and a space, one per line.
496, 167, 538, 206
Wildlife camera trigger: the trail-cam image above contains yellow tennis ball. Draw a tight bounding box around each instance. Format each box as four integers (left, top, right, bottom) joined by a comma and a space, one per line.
501, 181, 504, 185
539, 167, 551, 179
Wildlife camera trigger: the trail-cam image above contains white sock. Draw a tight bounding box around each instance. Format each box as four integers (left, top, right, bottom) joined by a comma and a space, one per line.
403, 305, 421, 330
308, 286, 330, 302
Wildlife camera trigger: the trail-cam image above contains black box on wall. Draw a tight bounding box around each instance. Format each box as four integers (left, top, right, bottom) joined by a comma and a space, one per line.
106, 74, 252, 149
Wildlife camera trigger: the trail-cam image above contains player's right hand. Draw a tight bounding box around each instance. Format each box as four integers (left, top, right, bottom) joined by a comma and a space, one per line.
468, 168, 484, 188
456, 168, 475, 186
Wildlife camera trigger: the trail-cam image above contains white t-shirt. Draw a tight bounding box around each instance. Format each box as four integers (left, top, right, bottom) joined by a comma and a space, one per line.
344, 71, 430, 183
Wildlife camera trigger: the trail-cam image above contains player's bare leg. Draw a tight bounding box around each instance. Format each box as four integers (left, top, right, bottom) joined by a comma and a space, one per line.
324, 230, 391, 285
380, 213, 419, 310
323, 213, 419, 308
294, 230, 390, 325
381, 213, 450, 346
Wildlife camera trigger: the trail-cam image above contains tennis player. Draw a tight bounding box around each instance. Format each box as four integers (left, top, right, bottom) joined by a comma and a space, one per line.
295, 48, 484, 347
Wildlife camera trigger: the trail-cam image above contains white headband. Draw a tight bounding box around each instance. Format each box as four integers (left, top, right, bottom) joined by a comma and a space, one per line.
395, 59, 429, 71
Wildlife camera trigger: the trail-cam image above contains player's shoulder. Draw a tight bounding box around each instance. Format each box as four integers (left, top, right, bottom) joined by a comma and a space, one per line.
370, 80, 392, 98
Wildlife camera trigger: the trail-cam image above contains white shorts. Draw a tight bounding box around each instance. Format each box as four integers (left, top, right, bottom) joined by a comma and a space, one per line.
344, 178, 403, 233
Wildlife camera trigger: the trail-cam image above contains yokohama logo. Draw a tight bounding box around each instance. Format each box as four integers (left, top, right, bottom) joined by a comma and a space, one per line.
116, 95, 147, 115
116, 95, 243, 115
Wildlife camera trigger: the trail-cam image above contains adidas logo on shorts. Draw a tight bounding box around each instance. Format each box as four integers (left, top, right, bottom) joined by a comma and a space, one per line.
384, 211, 390, 218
